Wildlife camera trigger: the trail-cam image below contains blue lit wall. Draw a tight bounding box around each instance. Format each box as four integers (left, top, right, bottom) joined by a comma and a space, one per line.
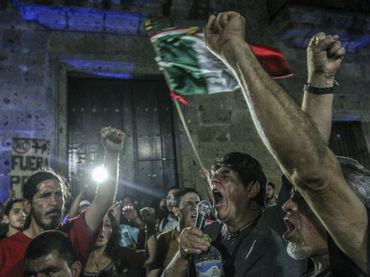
13, 0, 146, 35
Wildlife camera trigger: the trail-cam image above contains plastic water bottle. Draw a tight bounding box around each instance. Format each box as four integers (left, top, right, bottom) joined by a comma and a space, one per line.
195, 241, 223, 277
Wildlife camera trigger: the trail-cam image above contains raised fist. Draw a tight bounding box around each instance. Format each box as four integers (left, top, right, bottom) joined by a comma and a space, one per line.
100, 126, 125, 154
307, 32, 346, 87
140, 207, 157, 225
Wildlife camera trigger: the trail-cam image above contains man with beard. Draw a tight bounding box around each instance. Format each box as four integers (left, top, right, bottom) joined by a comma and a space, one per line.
203, 11, 368, 276
0, 126, 125, 277
0, 199, 26, 239
282, 31, 369, 276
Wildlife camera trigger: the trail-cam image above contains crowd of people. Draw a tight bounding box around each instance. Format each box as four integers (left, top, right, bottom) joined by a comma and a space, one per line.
0, 11, 369, 277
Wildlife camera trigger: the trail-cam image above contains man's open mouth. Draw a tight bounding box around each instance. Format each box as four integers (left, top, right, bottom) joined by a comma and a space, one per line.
283, 217, 296, 239
212, 189, 224, 206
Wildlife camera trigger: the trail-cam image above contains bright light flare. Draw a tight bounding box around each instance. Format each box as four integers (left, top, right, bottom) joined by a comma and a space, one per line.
92, 166, 108, 183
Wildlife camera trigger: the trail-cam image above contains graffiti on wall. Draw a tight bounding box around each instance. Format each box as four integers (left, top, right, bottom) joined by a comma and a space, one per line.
11, 138, 50, 198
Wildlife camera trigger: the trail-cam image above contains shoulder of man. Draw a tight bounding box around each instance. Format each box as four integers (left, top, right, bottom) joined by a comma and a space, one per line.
156, 228, 176, 241
0, 231, 31, 275
0, 231, 31, 246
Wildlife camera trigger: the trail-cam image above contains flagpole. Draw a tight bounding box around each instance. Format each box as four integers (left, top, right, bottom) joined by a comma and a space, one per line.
147, 20, 206, 170
172, 98, 205, 170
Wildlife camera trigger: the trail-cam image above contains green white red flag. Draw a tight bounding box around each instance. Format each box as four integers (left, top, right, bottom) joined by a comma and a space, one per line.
151, 27, 293, 99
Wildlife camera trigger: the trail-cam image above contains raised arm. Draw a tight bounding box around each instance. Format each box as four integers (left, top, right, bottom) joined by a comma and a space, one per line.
204, 12, 367, 272
85, 126, 125, 235
302, 32, 344, 144
67, 183, 87, 219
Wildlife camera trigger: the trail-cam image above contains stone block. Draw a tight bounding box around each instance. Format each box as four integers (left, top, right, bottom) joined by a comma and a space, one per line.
200, 107, 231, 125
2, 29, 22, 51
219, 90, 238, 110
22, 30, 49, 51
0, 137, 12, 150
0, 151, 11, 172
198, 95, 232, 125
0, 50, 9, 63
0, 112, 12, 130
197, 126, 230, 142
339, 62, 364, 78
34, 110, 51, 131
0, 175, 10, 203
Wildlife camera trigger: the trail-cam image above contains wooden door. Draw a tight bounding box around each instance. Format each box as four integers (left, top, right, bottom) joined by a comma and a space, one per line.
67, 77, 177, 207
329, 121, 370, 168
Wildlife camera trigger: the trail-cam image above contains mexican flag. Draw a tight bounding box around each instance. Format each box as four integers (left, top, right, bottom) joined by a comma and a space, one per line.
151, 27, 293, 97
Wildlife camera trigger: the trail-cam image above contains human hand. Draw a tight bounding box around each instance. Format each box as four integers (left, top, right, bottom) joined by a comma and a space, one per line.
100, 126, 125, 154
140, 207, 157, 225
178, 227, 211, 259
110, 201, 121, 219
122, 204, 139, 222
307, 32, 346, 87
204, 11, 245, 58
200, 168, 211, 182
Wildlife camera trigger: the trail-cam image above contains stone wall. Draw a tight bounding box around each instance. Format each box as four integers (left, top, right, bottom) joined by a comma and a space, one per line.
0, 1, 159, 201
174, 5, 370, 196
1, 0, 370, 202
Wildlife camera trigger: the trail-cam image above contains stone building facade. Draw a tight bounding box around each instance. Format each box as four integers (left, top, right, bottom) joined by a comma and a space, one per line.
1, 0, 370, 201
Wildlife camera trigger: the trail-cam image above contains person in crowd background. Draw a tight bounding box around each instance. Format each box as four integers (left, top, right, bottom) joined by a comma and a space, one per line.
158, 187, 180, 234
0, 126, 125, 277
84, 208, 156, 277
265, 182, 277, 208
0, 199, 26, 240
117, 195, 147, 249
148, 188, 200, 277
24, 230, 82, 277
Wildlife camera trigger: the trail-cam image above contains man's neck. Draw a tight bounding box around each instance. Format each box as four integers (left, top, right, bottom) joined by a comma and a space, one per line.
311, 253, 330, 276
23, 218, 45, 239
225, 207, 261, 233
6, 226, 20, 237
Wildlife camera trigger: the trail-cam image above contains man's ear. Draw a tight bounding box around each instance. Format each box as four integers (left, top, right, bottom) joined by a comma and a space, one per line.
71, 260, 82, 277
2, 215, 9, 224
248, 181, 260, 198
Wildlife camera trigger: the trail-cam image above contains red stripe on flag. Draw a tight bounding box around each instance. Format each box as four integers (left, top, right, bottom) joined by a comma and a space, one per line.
250, 43, 293, 79
170, 91, 190, 105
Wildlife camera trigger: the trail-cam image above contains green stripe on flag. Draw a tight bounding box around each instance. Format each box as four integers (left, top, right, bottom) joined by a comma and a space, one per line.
155, 34, 209, 95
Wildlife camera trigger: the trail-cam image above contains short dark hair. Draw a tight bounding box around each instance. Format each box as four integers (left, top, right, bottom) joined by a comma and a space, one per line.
267, 182, 275, 190
173, 188, 200, 207
212, 152, 267, 207
4, 199, 24, 216
24, 230, 76, 267
166, 186, 179, 194
23, 169, 69, 203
